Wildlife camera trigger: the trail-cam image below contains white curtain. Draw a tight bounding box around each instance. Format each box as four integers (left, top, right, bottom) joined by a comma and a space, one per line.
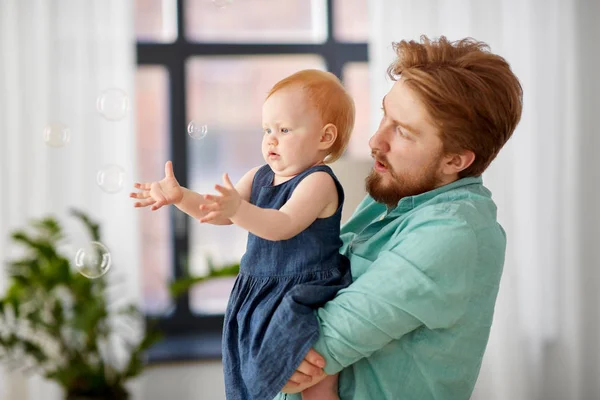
368, 0, 600, 399
0, 1, 140, 399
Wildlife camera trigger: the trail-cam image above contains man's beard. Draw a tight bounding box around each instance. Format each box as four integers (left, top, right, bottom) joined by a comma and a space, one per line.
365, 153, 443, 208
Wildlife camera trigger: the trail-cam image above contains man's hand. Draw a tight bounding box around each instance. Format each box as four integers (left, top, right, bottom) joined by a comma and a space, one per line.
281, 349, 327, 394
198, 173, 241, 223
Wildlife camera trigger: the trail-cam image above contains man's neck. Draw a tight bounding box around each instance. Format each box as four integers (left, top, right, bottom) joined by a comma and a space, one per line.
434, 173, 459, 190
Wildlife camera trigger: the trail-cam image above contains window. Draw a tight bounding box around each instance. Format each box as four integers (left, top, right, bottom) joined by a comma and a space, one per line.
135, 0, 369, 362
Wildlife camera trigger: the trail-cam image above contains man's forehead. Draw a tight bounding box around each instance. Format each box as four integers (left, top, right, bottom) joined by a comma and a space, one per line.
384, 83, 437, 134
382, 87, 413, 120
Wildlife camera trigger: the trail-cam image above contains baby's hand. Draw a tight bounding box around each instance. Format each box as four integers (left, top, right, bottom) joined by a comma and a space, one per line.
130, 161, 183, 211
198, 173, 241, 223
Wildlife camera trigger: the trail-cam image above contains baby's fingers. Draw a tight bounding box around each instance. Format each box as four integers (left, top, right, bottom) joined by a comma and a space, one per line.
222, 173, 234, 188
199, 211, 221, 223
199, 203, 222, 213
151, 199, 166, 211
133, 198, 156, 208
203, 194, 223, 203
129, 191, 150, 199
134, 182, 152, 190
214, 184, 231, 196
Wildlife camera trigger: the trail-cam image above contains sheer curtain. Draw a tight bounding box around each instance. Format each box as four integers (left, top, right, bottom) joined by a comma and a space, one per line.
0, 1, 140, 399
368, 0, 600, 399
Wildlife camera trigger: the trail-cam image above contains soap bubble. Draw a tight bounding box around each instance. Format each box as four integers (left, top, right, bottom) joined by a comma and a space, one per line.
212, 0, 233, 8
97, 88, 129, 121
97, 164, 126, 194
187, 121, 208, 140
75, 241, 112, 279
43, 122, 71, 148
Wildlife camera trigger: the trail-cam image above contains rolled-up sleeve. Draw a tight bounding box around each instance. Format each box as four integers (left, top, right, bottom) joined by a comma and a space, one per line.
312, 214, 477, 374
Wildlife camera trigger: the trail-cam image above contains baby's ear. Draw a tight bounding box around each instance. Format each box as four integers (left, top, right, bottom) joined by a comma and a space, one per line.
320, 123, 338, 150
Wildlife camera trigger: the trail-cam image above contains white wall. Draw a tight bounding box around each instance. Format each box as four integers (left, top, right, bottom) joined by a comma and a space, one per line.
330, 158, 373, 224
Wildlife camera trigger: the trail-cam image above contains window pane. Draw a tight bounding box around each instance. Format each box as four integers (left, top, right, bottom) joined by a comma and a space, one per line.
135, 0, 177, 43
135, 66, 173, 315
185, 0, 327, 43
186, 55, 326, 314
343, 62, 371, 160
333, 0, 369, 42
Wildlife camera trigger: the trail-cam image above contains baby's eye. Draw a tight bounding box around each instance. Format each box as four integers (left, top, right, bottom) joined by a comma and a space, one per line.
281, 128, 289, 134
264, 128, 272, 134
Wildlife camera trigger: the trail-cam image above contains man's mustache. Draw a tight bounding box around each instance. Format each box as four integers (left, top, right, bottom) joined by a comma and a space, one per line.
371, 151, 388, 169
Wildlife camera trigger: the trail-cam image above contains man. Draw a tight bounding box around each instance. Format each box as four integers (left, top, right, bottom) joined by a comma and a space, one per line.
277, 35, 523, 399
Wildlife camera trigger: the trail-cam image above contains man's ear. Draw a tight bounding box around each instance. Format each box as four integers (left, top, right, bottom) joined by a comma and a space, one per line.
441, 149, 476, 175
319, 123, 338, 150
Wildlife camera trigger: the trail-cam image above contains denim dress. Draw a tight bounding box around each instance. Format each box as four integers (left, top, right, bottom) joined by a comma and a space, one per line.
222, 164, 352, 400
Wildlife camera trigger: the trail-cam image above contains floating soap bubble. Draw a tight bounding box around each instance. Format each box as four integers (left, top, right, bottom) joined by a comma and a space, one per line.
96, 164, 126, 194
212, 0, 233, 8
75, 241, 112, 279
97, 88, 129, 121
187, 121, 208, 140
43, 122, 71, 148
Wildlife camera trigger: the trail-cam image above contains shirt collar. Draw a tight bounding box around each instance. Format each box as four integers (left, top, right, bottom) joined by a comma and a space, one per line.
385, 175, 483, 215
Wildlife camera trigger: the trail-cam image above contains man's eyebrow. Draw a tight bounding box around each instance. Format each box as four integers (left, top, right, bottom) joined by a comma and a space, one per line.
382, 96, 420, 135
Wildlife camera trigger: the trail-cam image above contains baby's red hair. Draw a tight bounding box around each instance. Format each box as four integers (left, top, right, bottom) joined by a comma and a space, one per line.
266, 69, 355, 163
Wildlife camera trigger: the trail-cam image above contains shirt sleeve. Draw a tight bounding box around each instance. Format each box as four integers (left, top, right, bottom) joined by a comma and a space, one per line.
312, 210, 477, 374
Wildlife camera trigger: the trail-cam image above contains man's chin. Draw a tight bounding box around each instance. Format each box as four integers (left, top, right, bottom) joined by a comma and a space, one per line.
366, 174, 400, 206
367, 189, 402, 207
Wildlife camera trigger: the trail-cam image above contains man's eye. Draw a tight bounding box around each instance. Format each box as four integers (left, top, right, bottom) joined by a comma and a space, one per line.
281, 128, 289, 133
397, 127, 409, 138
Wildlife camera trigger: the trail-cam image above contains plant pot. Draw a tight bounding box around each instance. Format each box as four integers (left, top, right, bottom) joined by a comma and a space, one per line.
65, 390, 129, 400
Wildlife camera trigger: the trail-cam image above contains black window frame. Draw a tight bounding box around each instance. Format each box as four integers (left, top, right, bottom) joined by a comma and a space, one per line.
137, 0, 368, 363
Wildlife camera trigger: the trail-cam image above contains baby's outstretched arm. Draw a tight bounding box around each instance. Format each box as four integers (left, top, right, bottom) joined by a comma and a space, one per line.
177, 187, 232, 225
130, 160, 234, 225
200, 171, 338, 241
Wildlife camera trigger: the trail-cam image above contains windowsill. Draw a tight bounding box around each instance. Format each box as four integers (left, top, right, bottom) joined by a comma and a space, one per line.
147, 330, 223, 363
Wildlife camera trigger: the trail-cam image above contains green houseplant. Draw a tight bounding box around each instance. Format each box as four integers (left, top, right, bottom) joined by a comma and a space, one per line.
169, 258, 240, 299
0, 209, 162, 400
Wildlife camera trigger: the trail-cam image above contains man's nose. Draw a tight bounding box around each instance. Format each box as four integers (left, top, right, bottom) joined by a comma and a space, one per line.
369, 128, 389, 153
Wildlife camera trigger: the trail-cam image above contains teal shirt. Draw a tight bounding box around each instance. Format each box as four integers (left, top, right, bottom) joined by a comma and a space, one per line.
276, 176, 506, 400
